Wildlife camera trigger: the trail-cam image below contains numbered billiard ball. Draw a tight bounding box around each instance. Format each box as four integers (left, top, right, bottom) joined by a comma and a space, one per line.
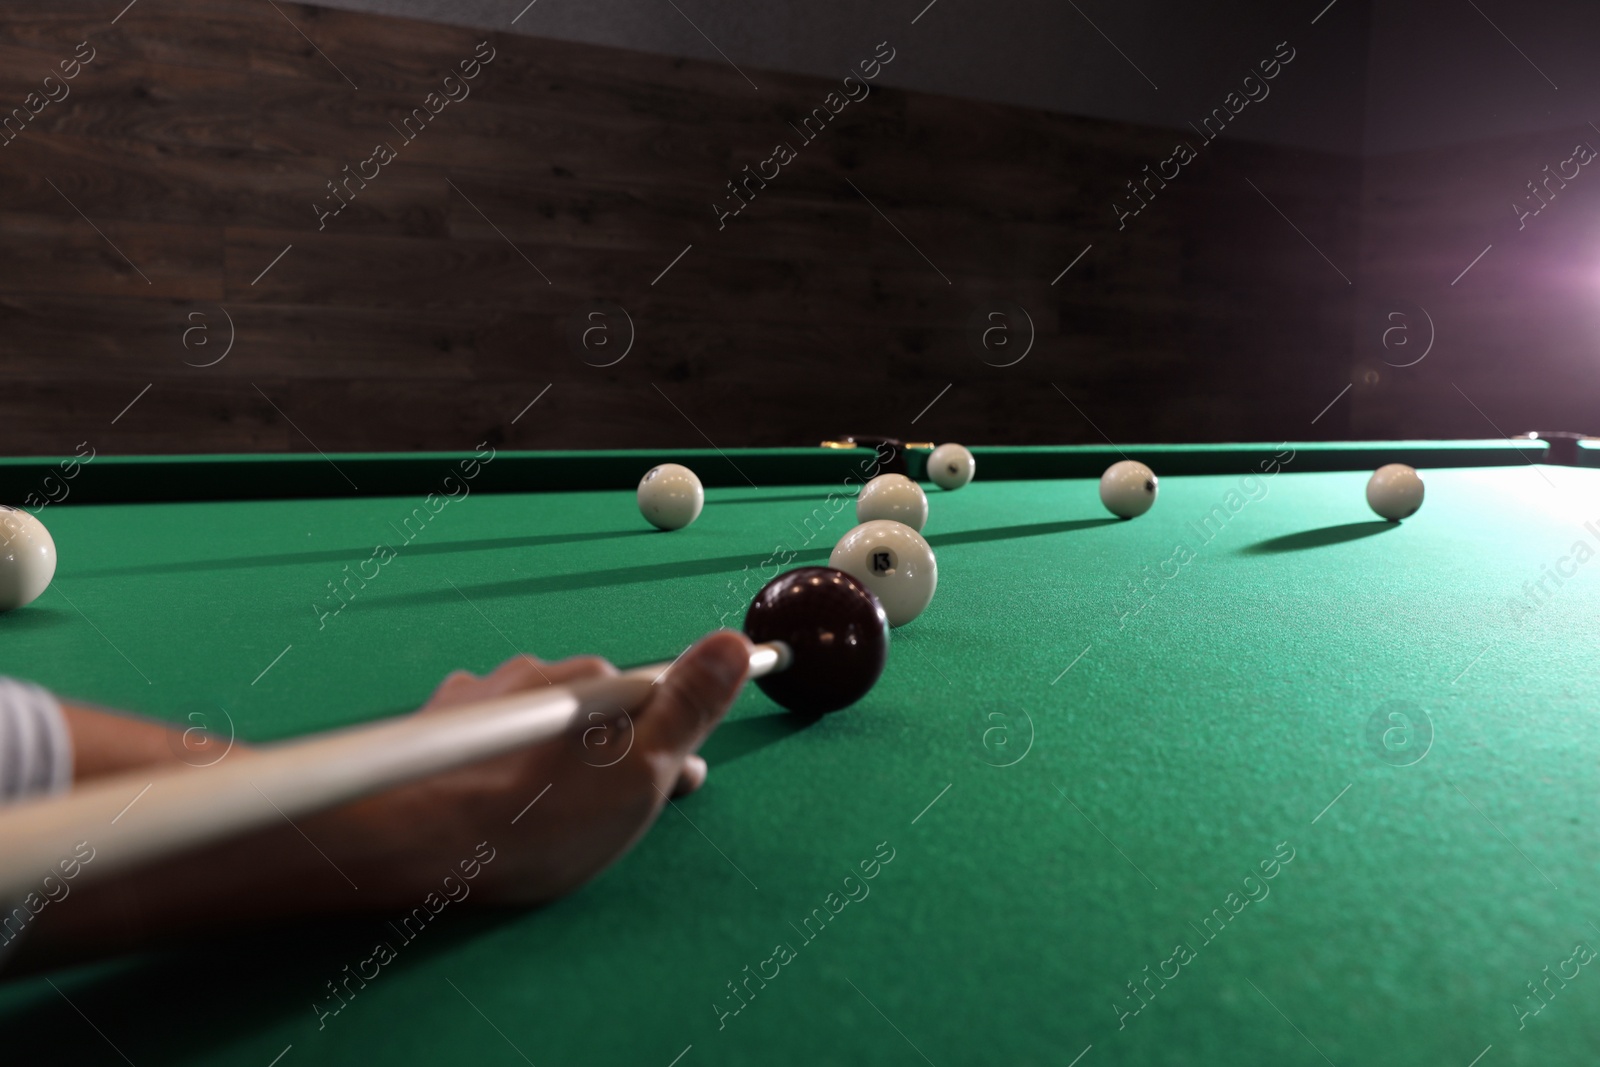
1100, 460, 1158, 519
637, 464, 704, 530
1367, 463, 1423, 521
744, 567, 889, 715
829, 520, 937, 627
0, 508, 56, 612
856, 473, 928, 531
927, 443, 975, 490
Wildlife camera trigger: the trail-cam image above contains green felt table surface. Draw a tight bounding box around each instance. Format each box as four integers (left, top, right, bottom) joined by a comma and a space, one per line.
1, 446, 1597, 1066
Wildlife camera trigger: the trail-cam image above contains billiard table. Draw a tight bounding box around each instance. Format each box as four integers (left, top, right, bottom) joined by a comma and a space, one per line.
2, 440, 1597, 1066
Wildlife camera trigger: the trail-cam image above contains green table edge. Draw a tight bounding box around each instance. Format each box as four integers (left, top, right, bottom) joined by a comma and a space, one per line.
0, 439, 1549, 503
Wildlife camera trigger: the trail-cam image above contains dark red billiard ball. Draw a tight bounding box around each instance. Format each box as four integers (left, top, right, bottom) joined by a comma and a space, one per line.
743, 567, 890, 715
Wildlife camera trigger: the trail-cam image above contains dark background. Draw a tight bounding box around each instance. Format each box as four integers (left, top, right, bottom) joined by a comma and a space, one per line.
2, 0, 1597, 454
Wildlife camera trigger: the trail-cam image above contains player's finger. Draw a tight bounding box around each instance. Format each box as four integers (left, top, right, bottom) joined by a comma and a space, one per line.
422, 668, 482, 710
488, 653, 616, 694
639, 630, 750, 755
672, 755, 708, 797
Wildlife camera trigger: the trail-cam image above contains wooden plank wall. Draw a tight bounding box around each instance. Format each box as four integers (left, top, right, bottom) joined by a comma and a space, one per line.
0, 1, 1362, 455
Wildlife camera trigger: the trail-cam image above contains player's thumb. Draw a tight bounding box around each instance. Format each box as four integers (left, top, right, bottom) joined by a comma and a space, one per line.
644, 629, 751, 755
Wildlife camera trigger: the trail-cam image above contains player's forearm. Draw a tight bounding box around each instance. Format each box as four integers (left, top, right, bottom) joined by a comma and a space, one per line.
11, 785, 424, 973
19, 702, 426, 971
60, 701, 212, 779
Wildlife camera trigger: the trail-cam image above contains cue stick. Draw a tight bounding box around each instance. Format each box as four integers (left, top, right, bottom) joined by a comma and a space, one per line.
0, 641, 791, 902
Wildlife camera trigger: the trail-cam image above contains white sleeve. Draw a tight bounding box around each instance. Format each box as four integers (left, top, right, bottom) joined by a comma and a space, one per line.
0, 679, 73, 802
0, 679, 74, 968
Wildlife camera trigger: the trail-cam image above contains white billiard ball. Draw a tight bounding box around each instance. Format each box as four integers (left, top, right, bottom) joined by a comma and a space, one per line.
856, 473, 928, 532
829, 520, 937, 627
927, 443, 975, 491
637, 464, 704, 530
1367, 463, 1423, 521
0, 508, 56, 612
1100, 460, 1158, 519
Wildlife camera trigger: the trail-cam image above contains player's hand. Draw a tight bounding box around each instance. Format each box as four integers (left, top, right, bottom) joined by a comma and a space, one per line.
375, 630, 752, 906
